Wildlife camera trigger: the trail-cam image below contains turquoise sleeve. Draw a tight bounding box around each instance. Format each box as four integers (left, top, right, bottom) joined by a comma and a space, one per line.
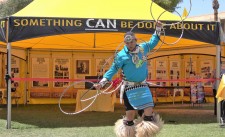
103, 55, 124, 81
141, 34, 160, 53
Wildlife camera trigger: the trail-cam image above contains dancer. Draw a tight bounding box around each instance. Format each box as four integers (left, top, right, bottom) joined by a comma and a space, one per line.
94, 21, 164, 137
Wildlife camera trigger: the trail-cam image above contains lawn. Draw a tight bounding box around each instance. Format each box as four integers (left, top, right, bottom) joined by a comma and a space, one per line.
0, 103, 224, 137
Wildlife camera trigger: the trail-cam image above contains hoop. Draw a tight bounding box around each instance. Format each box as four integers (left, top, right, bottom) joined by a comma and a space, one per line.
58, 80, 99, 115
80, 81, 114, 102
150, 0, 192, 26
155, 10, 184, 45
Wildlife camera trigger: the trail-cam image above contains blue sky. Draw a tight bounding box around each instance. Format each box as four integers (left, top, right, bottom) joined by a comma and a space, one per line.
175, 0, 225, 17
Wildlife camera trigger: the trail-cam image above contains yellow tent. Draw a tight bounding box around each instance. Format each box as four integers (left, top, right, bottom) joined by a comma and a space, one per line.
0, 0, 222, 128
0, 0, 220, 51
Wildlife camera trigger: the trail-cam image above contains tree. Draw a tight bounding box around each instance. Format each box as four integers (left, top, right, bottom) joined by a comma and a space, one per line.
0, 0, 183, 18
212, 0, 219, 21
0, 0, 33, 18
153, 0, 183, 12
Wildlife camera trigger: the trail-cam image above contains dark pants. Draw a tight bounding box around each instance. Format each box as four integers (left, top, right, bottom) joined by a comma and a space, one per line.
222, 101, 225, 119
123, 92, 135, 111
123, 90, 147, 117
213, 89, 217, 115
213, 89, 225, 118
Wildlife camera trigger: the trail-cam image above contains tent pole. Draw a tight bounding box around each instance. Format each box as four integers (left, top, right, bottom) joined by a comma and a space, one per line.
6, 42, 12, 129
24, 48, 30, 105
213, 0, 221, 124
94, 33, 96, 48
5, 17, 12, 129
216, 45, 221, 123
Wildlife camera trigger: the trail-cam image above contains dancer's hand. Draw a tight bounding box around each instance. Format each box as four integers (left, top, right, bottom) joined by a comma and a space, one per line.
156, 21, 162, 28
156, 21, 163, 35
94, 78, 108, 90
93, 83, 101, 90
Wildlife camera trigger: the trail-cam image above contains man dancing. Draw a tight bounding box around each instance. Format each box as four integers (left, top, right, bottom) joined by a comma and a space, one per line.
94, 21, 163, 137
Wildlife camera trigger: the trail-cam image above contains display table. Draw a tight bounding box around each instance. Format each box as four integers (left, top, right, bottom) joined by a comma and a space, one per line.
75, 90, 116, 112
173, 88, 184, 104
0, 88, 5, 104
149, 86, 189, 104
4, 96, 21, 107
1, 88, 21, 107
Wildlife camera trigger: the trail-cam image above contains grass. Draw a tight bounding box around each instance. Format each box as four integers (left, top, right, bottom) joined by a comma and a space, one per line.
0, 103, 225, 137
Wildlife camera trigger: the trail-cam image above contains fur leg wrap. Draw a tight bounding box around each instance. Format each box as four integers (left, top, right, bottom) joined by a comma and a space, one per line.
114, 119, 136, 137
136, 113, 164, 137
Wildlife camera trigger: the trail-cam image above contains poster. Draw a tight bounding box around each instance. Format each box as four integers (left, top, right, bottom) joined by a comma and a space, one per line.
54, 58, 70, 87
76, 60, 90, 74
32, 57, 49, 87
200, 60, 213, 87
5, 56, 20, 89
169, 60, 180, 86
147, 59, 154, 79
156, 60, 167, 86
185, 60, 197, 86
96, 58, 112, 77
221, 58, 225, 70
75, 59, 90, 88
11, 56, 20, 78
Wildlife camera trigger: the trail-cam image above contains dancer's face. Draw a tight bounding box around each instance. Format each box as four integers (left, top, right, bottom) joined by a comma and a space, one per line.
125, 39, 137, 51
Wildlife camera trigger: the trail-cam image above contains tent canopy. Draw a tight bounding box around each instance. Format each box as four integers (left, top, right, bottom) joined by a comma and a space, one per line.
0, 0, 220, 50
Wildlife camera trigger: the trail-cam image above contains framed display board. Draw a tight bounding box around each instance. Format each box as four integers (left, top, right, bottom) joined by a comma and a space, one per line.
32, 57, 49, 87
53, 58, 70, 87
